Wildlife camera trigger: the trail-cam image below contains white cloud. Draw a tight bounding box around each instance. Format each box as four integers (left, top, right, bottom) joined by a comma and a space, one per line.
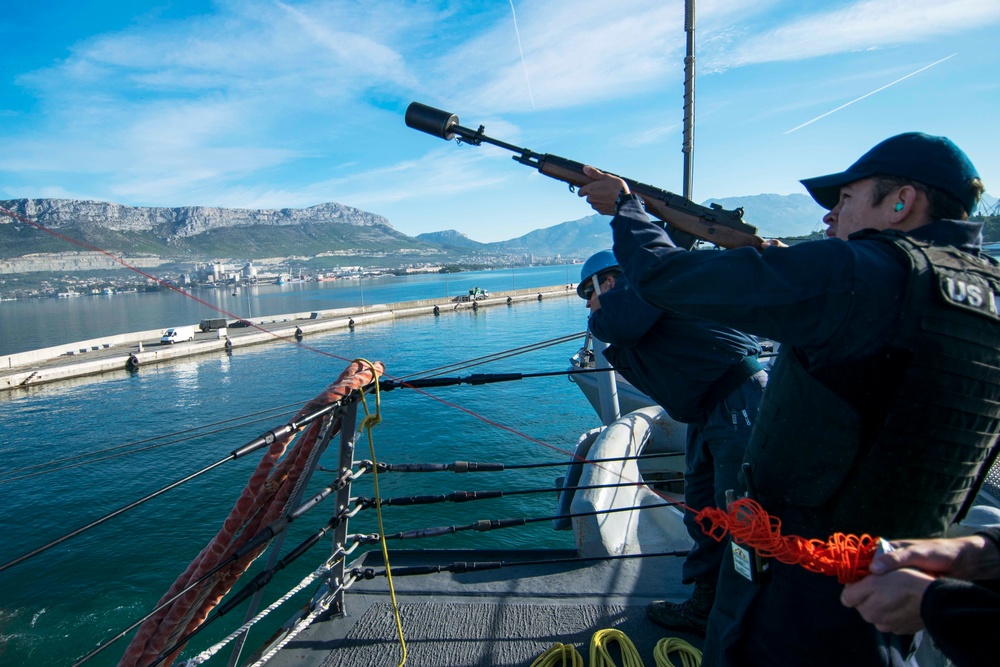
706, 0, 1000, 70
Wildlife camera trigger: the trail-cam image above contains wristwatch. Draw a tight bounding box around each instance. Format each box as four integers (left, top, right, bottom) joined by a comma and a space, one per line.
614, 187, 643, 215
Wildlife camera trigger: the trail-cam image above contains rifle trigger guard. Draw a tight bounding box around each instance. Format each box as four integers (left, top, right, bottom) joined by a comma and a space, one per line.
568, 184, 576, 193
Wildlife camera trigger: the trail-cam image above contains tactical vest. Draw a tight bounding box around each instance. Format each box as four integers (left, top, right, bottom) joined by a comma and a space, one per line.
744, 230, 1000, 540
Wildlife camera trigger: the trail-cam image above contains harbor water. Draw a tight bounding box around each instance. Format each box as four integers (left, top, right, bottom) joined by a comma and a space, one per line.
0, 265, 580, 356
0, 265, 600, 666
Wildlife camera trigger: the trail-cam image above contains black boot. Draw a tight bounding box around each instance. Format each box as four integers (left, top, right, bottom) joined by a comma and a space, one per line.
646, 579, 716, 636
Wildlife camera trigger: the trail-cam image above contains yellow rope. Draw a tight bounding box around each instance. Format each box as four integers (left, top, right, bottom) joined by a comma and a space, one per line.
528, 631, 701, 667
652, 638, 701, 667
590, 628, 645, 667
530, 643, 585, 667
355, 358, 406, 666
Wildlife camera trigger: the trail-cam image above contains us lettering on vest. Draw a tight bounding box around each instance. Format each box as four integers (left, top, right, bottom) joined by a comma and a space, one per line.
938, 271, 1000, 317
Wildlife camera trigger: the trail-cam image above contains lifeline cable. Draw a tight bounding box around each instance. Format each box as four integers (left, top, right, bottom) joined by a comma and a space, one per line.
0, 409, 300, 485
0, 400, 301, 480
362, 451, 681, 474
376, 500, 682, 542
396, 332, 586, 380
354, 480, 662, 508
353, 549, 690, 581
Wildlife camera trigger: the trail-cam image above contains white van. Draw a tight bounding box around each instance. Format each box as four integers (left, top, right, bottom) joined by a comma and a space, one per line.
160, 326, 196, 344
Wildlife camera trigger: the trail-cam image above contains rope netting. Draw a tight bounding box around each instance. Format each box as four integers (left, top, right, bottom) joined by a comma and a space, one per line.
694, 497, 879, 584
120, 359, 384, 667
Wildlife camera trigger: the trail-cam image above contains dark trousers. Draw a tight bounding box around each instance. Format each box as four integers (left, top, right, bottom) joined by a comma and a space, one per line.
702, 548, 913, 666
681, 371, 766, 585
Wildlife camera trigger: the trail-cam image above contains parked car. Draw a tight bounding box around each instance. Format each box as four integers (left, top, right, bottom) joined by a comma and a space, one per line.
160, 326, 196, 344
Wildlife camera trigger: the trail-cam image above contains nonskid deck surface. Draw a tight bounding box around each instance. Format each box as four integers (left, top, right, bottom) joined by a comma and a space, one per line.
262, 548, 700, 667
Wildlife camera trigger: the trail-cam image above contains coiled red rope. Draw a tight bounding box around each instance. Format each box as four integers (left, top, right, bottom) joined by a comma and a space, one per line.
694, 497, 879, 584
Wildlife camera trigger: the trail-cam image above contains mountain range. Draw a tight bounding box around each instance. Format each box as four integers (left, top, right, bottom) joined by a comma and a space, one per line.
1, 192, 996, 274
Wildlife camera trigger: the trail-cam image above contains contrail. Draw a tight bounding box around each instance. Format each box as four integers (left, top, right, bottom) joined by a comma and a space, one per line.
785, 53, 958, 134
509, 0, 536, 110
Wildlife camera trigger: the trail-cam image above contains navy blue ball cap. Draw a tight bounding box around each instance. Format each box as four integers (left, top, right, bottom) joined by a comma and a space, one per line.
800, 132, 980, 213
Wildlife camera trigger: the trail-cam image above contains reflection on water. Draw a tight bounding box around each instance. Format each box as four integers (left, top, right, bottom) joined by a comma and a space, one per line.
169, 360, 200, 394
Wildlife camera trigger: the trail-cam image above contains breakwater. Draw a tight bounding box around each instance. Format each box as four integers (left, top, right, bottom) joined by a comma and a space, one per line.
1, 284, 577, 392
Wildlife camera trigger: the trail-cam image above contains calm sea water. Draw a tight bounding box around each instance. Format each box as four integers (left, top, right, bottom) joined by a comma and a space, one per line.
0, 269, 599, 666
0, 265, 580, 356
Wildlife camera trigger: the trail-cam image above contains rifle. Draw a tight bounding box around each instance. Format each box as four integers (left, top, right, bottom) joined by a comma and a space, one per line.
405, 102, 763, 250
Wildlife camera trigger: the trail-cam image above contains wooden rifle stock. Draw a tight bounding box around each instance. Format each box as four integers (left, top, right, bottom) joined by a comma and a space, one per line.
534, 155, 763, 250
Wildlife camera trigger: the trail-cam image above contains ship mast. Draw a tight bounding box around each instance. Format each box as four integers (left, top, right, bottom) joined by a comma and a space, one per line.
682, 0, 696, 200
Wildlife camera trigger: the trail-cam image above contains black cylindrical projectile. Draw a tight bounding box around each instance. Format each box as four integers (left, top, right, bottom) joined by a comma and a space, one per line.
405, 102, 459, 140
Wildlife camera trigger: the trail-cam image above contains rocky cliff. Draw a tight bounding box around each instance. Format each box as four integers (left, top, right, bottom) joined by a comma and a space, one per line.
1, 199, 389, 239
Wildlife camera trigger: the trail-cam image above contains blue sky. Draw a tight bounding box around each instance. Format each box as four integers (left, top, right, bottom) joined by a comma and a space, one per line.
2, 0, 998, 242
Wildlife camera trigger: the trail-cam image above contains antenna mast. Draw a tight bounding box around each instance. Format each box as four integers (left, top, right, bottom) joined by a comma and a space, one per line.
682, 0, 696, 200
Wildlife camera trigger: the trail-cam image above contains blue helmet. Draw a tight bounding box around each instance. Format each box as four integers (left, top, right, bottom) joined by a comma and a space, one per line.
577, 250, 619, 298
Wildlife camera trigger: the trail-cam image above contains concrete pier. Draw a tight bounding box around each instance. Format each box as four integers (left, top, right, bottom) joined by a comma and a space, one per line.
1, 284, 579, 393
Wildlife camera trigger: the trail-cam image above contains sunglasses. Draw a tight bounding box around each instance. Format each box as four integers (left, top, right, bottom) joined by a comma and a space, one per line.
582, 276, 611, 300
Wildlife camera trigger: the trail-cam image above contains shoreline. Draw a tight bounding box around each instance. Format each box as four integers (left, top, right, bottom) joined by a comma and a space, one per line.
1, 284, 579, 393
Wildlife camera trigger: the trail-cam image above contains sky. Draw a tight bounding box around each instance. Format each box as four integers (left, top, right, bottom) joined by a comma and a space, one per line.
1, 0, 998, 242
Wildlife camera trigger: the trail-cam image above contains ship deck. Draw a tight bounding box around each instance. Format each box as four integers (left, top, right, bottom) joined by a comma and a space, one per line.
259, 547, 698, 667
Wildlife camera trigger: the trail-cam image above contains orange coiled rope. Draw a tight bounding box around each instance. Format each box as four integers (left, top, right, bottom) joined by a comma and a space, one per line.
120, 359, 385, 667
694, 497, 880, 584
